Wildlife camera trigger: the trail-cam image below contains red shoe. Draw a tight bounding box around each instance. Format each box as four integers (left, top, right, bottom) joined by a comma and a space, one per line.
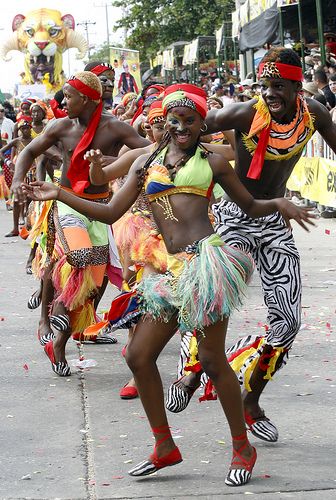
128, 425, 182, 476
44, 341, 71, 377
225, 432, 257, 486
19, 226, 30, 240
119, 383, 138, 399
121, 344, 127, 358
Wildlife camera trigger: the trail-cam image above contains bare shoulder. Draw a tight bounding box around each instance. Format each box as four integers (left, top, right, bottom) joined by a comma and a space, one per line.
104, 115, 138, 138
44, 116, 73, 136
306, 97, 332, 128
104, 114, 130, 130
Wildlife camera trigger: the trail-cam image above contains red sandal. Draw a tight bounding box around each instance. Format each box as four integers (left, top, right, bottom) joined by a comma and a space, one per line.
225, 432, 257, 486
128, 424, 182, 476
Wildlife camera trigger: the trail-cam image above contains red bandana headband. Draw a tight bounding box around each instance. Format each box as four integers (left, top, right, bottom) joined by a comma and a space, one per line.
67, 76, 102, 101
66, 76, 103, 193
90, 63, 115, 77
258, 62, 303, 82
18, 115, 32, 128
148, 100, 164, 124
145, 84, 165, 96
163, 84, 208, 119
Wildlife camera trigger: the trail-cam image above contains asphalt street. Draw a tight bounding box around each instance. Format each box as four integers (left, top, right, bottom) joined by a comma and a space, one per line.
0, 203, 335, 500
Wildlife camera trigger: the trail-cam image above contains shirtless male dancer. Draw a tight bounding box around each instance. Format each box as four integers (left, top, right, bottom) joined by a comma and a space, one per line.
11, 71, 149, 375
166, 47, 336, 442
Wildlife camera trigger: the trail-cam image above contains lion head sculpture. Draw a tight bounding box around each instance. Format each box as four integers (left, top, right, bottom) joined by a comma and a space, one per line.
0, 9, 88, 89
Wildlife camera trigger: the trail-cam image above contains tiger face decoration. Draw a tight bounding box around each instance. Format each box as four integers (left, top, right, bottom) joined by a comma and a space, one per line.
0, 9, 88, 89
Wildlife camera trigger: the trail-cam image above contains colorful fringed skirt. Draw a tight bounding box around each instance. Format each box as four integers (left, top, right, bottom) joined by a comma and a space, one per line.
137, 233, 254, 333
113, 207, 167, 273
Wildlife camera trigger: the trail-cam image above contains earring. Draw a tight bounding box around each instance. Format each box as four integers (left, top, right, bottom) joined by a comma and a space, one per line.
200, 123, 208, 133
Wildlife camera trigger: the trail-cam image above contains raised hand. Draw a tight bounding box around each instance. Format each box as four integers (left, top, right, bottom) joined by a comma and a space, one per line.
84, 149, 104, 166
21, 181, 60, 202
276, 198, 317, 232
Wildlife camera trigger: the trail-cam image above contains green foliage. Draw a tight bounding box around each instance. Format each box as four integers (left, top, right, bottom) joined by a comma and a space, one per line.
86, 41, 123, 64
113, 0, 235, 61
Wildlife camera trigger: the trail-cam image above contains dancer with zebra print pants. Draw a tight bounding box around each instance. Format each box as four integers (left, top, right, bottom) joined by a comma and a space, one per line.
166, 46, 336, 442
167, 206, 299, 442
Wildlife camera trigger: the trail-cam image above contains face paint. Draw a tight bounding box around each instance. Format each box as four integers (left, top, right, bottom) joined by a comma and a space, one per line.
166, 107, 201, 149
167, 115, 187, 132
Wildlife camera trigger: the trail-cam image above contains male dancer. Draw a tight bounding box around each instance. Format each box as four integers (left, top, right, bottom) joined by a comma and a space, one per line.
11, 71, 149, 375
84, 61, 115, 111
167, 47, 336, 442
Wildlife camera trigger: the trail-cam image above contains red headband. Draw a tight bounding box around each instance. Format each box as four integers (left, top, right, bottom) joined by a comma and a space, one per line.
165, 83, 207, 99
90, 64, 115, 76
18, 115, 32, 128
145, 84, 165, 96
67, 77, 102, 101
163, 84, 208, 119
148, 100, 164, 124
258, 62, 303, 82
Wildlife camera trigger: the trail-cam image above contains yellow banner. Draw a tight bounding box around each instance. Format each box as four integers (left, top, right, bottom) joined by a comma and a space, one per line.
300, 157, 320, 202
287, 157, 336, 208
110, 47, 142, 97
316, 158, 336, 207
286, 158, 303, 192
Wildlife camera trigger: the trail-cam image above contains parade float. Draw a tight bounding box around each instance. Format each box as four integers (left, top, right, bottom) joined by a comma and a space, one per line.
0, 8, 88, 96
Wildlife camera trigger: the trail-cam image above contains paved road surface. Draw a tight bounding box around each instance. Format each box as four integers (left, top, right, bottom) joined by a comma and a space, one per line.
0, 204, 335, 499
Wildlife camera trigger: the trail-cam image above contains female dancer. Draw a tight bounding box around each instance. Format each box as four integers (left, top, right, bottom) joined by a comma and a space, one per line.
23, 84, 314, 486
1, 117, 34, 237
90, 99, 167, 399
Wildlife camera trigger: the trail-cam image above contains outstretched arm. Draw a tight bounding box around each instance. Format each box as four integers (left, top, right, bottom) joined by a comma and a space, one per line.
205, 101, 254, 134
22, 156, 147, 225
88, 147, 149, 185
210, 154, 316, 231
202, 143, 235, 162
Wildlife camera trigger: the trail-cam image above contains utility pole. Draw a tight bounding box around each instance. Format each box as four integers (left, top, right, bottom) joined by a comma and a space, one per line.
94, 2, 113, 61
77, 20, 96, 59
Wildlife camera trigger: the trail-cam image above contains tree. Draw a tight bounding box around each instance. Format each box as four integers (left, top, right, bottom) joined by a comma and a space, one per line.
86, 41, 123, 64
112, 0, 235, 62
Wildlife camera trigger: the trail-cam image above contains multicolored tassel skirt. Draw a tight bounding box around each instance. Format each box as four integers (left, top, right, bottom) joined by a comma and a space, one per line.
137, 233, 254, 333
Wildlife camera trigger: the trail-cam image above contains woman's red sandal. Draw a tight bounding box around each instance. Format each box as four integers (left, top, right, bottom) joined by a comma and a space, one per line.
225, 432, 257, 486
128, 425, 182, 476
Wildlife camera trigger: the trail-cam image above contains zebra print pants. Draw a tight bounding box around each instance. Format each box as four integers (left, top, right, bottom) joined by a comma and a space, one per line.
176, 200, 301, 381
212, 200, 302, 350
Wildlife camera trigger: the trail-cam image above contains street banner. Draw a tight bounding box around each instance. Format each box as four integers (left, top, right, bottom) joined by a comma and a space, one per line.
316, 158, 336, 207
110, 47, 142, 98
287, 157, 336, 208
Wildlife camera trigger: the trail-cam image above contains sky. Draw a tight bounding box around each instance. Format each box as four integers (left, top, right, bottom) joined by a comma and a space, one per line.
0, 0, 124, 93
